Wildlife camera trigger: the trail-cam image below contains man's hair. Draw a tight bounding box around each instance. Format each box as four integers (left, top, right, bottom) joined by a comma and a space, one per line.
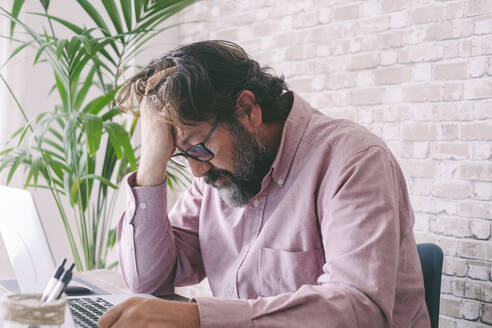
115, 40, 290, 127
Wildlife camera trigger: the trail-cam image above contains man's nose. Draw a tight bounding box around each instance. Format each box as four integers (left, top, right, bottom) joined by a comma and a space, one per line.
188, 158, 212, 177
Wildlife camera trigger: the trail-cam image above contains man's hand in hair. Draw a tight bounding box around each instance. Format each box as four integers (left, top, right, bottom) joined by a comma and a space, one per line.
136, 90, 176, 187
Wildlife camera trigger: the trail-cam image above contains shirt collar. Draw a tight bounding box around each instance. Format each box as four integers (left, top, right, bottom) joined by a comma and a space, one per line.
269, 92, 312, 187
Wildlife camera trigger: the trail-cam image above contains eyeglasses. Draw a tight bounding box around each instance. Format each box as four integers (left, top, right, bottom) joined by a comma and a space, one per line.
171, 120, 220, 164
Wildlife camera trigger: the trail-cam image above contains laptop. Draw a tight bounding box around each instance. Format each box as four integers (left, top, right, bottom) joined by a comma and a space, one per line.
0, 185, 156, 327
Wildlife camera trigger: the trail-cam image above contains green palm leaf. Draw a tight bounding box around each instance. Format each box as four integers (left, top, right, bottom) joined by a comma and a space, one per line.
102, 0, 124, 36
39, 0, 50, 11
29, 11, 84, 33
103, 122, 136, 170
103, 123, 123, 159
54, 73, 69, 111
31, 156, 43, 188
0, 147, 14, 156
134, 0, 142, 22
24, 168, 33, 189
76, 0, 120, 56
120, 0, 132, 30
9, 0, 25, 38
73, 66, 96, 110
28, 13, 118, 68
81, 174, 117, 189
81, 87, 120, 114
1, 9, 67, 82
15, 123, 31, 148
2, 40, 33, 68
6, 157, 22, 185
81, 113, 103, 156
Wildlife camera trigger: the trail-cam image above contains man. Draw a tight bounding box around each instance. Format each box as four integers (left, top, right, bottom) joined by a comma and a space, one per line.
99, 40, 430, 327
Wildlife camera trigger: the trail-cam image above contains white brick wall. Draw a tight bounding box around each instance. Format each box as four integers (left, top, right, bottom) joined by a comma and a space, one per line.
177, 0, 492, 326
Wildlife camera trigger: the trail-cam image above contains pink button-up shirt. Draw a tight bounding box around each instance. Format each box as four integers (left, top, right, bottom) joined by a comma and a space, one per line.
118, 93, 430, 327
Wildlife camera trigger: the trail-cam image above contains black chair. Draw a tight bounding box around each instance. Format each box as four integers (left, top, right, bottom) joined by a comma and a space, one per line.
417, 243, 444, 328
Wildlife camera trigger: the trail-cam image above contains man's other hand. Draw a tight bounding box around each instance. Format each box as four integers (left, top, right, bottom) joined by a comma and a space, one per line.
98, 297, 200, 328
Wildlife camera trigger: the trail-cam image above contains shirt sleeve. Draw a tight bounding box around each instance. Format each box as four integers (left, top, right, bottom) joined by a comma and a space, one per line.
194, 146, 410, 328
118, 172, 206, 296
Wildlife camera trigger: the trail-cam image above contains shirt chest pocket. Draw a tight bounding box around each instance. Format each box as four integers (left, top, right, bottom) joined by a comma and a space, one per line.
259, 247, 324, 297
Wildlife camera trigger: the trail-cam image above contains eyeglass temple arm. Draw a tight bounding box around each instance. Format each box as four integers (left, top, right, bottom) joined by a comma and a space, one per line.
203, 120, 220, 143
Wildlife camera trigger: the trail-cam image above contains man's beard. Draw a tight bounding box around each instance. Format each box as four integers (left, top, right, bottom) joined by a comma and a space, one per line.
203, 122, 275, 207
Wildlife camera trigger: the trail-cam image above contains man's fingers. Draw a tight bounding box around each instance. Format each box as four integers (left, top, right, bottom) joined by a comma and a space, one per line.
164, 65, 177, 76
98, 302, 123, 328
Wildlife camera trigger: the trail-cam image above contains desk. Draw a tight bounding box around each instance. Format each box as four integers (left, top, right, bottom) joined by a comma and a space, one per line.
0, 270, 213, 327
73, 270, 132, 295
0, 270, 213, 299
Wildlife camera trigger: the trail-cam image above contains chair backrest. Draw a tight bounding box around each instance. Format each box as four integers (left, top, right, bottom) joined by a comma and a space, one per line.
417, 243, 444, 328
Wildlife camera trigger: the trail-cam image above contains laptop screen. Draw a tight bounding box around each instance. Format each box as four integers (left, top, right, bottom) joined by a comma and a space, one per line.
0, 186, 56, 293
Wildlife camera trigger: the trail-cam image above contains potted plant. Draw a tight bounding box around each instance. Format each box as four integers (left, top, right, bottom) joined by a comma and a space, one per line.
0, 0, 193, 271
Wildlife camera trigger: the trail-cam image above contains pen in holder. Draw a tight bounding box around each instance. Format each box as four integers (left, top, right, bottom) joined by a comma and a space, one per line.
0, 293, 66, 327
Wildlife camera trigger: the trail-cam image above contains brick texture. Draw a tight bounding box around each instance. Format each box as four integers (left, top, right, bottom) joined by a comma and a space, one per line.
177, 0, 492, 326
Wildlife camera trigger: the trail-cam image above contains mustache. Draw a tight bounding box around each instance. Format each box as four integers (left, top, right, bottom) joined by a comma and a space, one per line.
203, 167, 235, 186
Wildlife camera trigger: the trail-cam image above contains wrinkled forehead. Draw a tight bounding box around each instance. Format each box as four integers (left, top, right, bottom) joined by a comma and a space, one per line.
172, 121, 211, 147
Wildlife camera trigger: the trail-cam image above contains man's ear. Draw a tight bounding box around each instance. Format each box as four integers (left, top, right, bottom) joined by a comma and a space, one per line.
236, 90, 262, 130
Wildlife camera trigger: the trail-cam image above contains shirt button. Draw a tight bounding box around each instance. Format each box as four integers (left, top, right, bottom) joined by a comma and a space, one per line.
244, 244, 250, 252
278, 178, 284, 185
139, 202, 147, 209
253, 199, 259, 207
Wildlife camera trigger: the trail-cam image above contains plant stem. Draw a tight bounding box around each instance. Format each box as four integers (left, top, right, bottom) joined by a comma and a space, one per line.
85, 149, 93, 269
43, 6, 56, 39
102, 187, 119, 266
97, 192, 109, 267
73, 138, 90, 270
94, 38, 127, 267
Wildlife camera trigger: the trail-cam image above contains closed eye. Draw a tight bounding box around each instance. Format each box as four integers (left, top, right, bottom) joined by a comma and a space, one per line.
187, 144, 210, 156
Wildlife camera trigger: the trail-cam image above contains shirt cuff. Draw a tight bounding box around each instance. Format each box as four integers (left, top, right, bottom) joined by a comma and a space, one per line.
124, 171, 168, 224
194, 297, 253, 328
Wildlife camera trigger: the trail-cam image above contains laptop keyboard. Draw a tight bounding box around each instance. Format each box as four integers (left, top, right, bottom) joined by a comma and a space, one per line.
68, 297, 114, 328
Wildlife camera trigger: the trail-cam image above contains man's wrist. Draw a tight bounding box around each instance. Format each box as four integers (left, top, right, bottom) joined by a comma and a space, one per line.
135, 161, 167, 187
135, 146, 170, 187
136, 170, 167, 186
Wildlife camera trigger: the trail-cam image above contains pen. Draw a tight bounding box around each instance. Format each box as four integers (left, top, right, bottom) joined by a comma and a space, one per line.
41, 258, 66, 302
46, 263, 75, 302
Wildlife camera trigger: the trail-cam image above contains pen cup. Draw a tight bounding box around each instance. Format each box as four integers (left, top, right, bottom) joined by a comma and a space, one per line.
0, 293, 66, 327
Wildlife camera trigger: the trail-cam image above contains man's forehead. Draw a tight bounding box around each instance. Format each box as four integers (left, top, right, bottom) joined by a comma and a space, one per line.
173, 122, 208, 145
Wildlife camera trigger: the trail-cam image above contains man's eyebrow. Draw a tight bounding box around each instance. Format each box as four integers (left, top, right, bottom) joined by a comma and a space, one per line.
179, 131, 199, 149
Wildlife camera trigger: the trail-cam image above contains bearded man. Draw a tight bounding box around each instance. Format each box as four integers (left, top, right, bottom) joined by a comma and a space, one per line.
99, 40, 431, 328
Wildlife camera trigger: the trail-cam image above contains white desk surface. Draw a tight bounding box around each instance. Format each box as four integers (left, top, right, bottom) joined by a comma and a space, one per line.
0, 270, 213, 326
0, 269, 212, 298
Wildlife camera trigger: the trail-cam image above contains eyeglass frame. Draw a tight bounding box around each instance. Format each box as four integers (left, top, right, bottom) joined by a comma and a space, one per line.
171, 120, 220, 163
